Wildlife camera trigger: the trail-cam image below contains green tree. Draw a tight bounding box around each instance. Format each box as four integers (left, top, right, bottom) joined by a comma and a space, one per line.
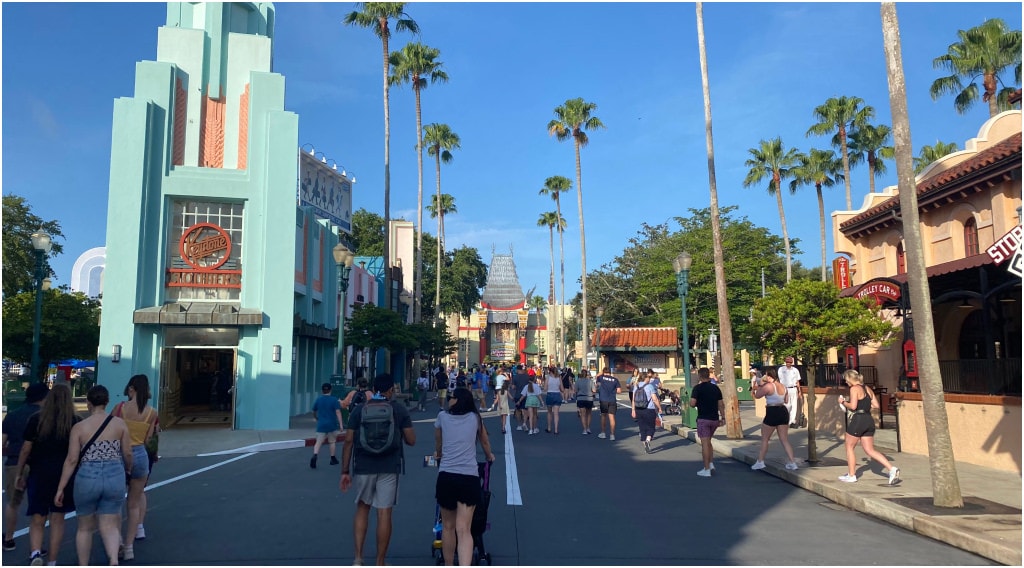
914, 141, 960, 174
537, 175, 570, 362
345, 303, 416, 378
423, 122, 461, 322
536, 211, 565, 344
2, 288, 101, 368
350, 208, 386, 257
790, 148, 844, 281
343, 2, 419, 310
427, 192, 457, 319
743, 137, 800, 283
437, 245, 486, 318
389, 41, 447, 325
930, 18, 1022, 118
407, 321, 458, 364
847, 123, 895, 194
527, 295, 547, 313
548, 98, 605, 370
751, 279, 898, 463
2, 195, 65, 298
883, 2, 964, 507
807, 96, 875, 210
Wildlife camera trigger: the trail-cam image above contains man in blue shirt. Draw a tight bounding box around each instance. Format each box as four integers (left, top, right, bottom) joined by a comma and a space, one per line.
310, 383, 343, 469
594, 368, 622, 441
472, 366, 486, 411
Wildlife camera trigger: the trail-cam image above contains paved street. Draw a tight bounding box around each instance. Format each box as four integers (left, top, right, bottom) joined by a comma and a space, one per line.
3, 399, 994, 566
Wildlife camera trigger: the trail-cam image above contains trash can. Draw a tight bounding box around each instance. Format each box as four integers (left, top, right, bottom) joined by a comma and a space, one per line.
735, 378, 753, 402
680, 387, 698, 429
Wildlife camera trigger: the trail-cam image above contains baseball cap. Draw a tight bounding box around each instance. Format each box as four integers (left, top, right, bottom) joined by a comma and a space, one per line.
25, 382, 49, 404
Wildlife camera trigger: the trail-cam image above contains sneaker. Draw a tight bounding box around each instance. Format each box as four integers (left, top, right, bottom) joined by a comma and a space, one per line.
838, 474, 858, 483
330, 456, 340, 466
122, 545, 134, 561
696, 468, 712, 477
310, 455, 317, 469
533, 428, 540, 434
136, 524, 146, 541
888, 467, 900, 485
643, 440, 651, 454
353, 560, 364, 566
610, 435, 616, 441
597, 432, 607, 439
709, 462, 716, 471
30, 552, 44, 566
785, 462, 799, 471
751, 461, 766, 470
3, 539, 14, 551
516, 425, 524, 431
582, 430, 589, 435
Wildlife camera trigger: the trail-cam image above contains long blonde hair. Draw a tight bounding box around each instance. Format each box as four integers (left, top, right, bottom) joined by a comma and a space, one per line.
35, 384, 75, 441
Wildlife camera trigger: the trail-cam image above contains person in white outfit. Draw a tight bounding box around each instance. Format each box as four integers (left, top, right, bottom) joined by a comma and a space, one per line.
776, 357, 802, 427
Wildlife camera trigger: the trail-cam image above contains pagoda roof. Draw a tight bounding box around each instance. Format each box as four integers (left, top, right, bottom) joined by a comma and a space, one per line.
480, 252, 526, 311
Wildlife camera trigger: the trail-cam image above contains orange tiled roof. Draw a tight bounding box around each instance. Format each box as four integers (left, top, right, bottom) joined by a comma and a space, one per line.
594, 327, 678, 351
840, 132, 1021, 235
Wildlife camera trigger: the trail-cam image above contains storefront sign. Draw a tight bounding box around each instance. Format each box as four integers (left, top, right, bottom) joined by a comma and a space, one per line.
988, 225, 1023, 278
168, 222, 242, 289
832, 256, 851, 289
854, 278, 901, 306
299, 150, 352, 233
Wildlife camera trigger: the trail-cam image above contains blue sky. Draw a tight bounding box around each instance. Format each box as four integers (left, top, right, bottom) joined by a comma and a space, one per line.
3, 2, 1021, 302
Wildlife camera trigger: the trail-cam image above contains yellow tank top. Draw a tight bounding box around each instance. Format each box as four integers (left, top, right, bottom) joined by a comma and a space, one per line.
120, 404, 155, 446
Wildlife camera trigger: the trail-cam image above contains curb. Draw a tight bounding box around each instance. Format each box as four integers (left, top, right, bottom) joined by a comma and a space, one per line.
667, 423, 1020, 566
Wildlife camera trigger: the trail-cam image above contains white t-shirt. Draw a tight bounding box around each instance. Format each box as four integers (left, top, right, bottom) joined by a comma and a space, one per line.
495, 373, 507, 390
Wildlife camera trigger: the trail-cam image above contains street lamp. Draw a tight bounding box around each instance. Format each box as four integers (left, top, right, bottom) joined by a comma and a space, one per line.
673, 251, 695, 428
333, 242, 355, 383
594, 307, 604, 372
30, 230, 52, 381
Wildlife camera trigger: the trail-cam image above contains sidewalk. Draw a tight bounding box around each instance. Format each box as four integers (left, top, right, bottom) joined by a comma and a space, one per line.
155, 403, 1021, 565
668, 404, 1022, 566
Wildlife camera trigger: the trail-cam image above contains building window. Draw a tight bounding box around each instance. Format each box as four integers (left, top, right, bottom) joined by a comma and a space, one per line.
896, 242, 906, 275
964, 217, 979, 256
167, 200, 244, 301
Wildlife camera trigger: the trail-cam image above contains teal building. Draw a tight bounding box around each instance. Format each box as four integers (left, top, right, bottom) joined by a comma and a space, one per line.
97, 2, 345, 430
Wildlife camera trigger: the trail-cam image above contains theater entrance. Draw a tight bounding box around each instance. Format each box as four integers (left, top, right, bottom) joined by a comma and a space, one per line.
159, 345, 237, 429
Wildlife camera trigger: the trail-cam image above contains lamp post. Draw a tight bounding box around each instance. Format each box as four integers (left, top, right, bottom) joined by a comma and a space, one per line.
594, 307, 604, 373
333, 242, 355, 385
673, 251, 694, 427
30, 230, 52, 381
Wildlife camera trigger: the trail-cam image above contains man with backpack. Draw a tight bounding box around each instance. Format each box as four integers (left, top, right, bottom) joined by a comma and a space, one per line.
339, 374, 416, 566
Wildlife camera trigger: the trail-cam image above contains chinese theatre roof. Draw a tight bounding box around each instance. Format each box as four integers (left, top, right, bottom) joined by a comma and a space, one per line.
593, 327, 679, 352
480, 252, 526, 311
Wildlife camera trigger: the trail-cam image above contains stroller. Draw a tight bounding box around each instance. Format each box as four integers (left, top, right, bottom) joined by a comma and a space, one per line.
432, 461, 493, 565
660, 388, 682, 415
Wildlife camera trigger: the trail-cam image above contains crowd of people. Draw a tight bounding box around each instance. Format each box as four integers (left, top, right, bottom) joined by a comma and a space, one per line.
3, 375, 159, 566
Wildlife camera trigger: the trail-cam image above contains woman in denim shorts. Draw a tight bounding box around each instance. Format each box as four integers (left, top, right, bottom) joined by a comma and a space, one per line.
112, 375, 158, 561
55, 385, 133, 566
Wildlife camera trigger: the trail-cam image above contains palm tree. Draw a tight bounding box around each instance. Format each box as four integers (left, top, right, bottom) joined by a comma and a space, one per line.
548, 98, 605, 368
539, 176, 572, 364
807, 96, 874, 210
930, 18, 1022, 118
537, 210, 566, 363
743, 137, 800, 282
847, 123, 895, 195
343, 2, 419, 309
790, 149, 844, 281
427, 192, 457, 318
882, 1, 963, 508
423, 123, 460, 320
389, 42, 448, 326
914, 141, 960, 174
696, 2, 741, 438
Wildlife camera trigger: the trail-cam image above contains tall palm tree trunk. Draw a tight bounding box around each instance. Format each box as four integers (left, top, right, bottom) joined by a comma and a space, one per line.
839, 127, 852, 209
816, 184, 827, 282
574, 143, 589, 370
868, 153, 877, 194
881, 1, 963, 507
434, 155, 443, 322
548, 225, 557, 363
985, 72, 999, 117
414, 88, 424, 325
556, 201, 566, 364
696, 2, 741, 437
381, 28, 392, 311
773, 176, 793, 282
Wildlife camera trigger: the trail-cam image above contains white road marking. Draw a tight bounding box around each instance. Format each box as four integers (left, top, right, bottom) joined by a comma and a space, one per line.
9, 453, 256, 539
197, 440, 306, 456
504, 426, 523, 506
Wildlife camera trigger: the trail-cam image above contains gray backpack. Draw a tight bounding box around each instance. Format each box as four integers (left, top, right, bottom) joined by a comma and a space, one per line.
634, 384, 650, 408
358, 400, 401, 455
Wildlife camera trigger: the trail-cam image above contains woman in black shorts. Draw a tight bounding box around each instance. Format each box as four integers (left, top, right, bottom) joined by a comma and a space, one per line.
749, 369, 799, 471
838, 370, 899, 484
434, 389, 495, 566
